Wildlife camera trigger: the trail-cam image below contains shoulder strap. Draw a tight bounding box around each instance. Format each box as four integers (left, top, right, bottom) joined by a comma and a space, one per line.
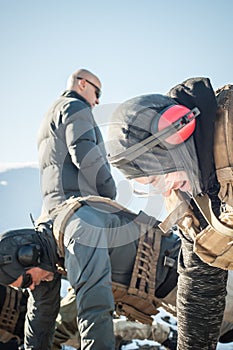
193, 194, 233, 237
52, 197, 82, 257
159, 191, 233, 238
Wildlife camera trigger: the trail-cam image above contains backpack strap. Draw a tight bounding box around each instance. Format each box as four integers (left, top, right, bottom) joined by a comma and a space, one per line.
193, 194, 233, 237
51, 197, 83, 257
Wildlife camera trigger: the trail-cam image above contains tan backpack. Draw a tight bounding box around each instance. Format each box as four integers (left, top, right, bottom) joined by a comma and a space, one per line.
191, 85, 233, 269
214, 84, 233, 207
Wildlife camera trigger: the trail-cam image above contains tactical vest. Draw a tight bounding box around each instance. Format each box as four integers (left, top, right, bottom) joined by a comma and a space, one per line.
44, 195, 178, 324
158, 85, 233, 271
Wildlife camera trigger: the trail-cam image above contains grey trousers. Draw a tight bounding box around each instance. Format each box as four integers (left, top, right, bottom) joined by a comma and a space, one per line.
63, 204, 140, 350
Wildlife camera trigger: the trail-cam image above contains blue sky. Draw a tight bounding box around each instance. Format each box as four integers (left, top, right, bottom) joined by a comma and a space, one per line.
1, 0, 233, 163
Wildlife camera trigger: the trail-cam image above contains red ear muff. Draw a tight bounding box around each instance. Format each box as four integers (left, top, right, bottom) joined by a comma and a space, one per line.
109, 104, 200, 168
151, 104, 196, 145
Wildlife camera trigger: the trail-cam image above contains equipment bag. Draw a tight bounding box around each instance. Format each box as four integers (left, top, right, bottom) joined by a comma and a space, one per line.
215, 84, 233, 207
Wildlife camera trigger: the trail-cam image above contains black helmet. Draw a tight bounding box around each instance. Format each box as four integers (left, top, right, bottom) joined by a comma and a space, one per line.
0, 227, 57, 286
0, 229, 41, 285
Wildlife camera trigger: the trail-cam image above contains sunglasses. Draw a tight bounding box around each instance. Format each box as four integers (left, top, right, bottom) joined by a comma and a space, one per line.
20, 271, 33, 288
76, 76, 101, 99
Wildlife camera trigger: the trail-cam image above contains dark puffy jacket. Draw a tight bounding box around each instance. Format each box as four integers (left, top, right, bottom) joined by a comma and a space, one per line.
38, 90, 116, 212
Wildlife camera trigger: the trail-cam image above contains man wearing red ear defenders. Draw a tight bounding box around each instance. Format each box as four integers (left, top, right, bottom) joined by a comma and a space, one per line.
108, 77, 228, 350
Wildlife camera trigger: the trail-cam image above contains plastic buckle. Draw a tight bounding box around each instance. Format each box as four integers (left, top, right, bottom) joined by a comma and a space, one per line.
164, 256, 175, 268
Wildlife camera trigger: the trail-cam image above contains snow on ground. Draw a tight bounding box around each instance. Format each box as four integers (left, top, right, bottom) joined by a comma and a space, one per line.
60, 280, 233, 349
61, 279, 233, 349
217, 343, 233, 350
121, 340, 166, 349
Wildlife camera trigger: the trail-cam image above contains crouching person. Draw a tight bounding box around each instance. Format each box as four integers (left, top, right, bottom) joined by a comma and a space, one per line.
0, 228, 61, 350
0, 195, 180, 350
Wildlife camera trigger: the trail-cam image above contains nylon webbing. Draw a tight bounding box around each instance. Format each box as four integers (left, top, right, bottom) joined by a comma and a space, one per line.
112, 225, 165, 324
0, 287, 21, 339
193, 194, 233, 237
159, 201, 189, 233
128, 225, 162, 300
52, 197, 82, 256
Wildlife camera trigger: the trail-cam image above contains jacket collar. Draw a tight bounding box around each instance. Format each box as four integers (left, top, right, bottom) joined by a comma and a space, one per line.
61, 90, 91, 107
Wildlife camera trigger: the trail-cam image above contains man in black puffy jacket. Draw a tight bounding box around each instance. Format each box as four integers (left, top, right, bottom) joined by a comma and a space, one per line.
37, 68, 116, 213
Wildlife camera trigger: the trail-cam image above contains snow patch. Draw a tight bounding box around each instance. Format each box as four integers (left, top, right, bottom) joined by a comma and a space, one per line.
0, 162, 38, 173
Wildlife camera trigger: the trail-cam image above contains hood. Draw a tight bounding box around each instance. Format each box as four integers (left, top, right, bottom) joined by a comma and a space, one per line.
107, 78, 217, 196
107, 93, 202, 196
168, 77, 218, 192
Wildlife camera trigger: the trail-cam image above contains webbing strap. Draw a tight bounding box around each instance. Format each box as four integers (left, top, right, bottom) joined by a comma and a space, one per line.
128, 225, 162, 300
193, 194, 233, 237
159, 200, 189, 233
0, 287, 21, 336
112, 226, 164, 324
159, 192, 233, 238
52, 197, 82, 256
